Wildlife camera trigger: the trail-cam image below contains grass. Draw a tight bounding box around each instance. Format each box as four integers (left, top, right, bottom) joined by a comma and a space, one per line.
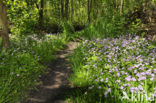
0, 34, 67, 103
68, 35, 156, 103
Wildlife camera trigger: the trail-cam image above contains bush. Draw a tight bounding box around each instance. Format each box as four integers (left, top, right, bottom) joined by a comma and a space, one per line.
7, 0, 39, 35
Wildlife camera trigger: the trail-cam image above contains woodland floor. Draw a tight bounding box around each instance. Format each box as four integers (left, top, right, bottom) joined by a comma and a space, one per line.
23, 41, 80, 103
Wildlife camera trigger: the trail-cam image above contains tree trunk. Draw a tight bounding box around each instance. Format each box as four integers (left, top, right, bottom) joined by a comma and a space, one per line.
61, 0, 64, 19
0, 0, 10, 48
120, 0, 124, 15
78, 0, 81, 22
88, 0, 90, 22
115, 0, 118, 9
65, 0, 69, 20
39, 0, 44, 27
71, 0, 73, 22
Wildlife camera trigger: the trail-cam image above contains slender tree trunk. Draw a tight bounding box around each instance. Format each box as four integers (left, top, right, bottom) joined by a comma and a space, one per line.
58, 0, 61, 20
100, 0, 104, 17
144, 0, 148, 12
61, 0, 64, 19
0, 0, 10, 48
39, 0, 44, 27
115, 0, 118, 13
92, 0, 94, 19
65, 0, 69, 20
88, 0, 90, 22
120, 0, 124, 15
71, 0, 73, 22
90, 0, 92, 20
78, 0, 81, 22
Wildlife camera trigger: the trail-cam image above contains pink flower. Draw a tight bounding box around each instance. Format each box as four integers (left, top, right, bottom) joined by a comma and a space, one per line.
125, 76, 131, 81
120, 86, 124, 90
131, 77, 136, 81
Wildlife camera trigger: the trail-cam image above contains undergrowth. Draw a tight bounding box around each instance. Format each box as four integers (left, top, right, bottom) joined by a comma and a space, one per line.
68, 35, 156, 103
79, 13, 144, 40
0, 34, 67, 103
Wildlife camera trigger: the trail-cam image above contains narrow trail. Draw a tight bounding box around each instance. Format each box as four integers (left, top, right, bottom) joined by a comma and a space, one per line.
24, 41, 80, 103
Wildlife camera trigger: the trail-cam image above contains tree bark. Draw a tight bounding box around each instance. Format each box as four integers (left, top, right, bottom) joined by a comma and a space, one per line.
61, 0, 64, 19
115, 0, 118, 9
88, 0, 90, 22
65, 0, 69, 20
71, 0, 73, 22
0, 0, 10, 48
78, 0, 81, 22
39, 0, 44, 27
120, 0, 124, 15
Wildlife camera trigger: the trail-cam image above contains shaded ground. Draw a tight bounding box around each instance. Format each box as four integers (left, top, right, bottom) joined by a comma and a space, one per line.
23, 41, 80, 103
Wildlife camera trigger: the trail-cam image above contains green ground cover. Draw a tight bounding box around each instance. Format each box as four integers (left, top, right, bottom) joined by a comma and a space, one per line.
68, 35, 156, 103
0, 34, 67, 103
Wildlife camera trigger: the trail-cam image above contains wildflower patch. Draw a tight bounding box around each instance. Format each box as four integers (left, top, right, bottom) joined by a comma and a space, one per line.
70, 35, 156, 103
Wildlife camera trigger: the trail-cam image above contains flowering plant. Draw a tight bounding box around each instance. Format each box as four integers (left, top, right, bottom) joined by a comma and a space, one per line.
70, 35, 156, 102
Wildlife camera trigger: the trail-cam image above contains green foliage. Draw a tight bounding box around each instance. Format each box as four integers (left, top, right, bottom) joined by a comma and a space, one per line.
82, 14, 126, 39
126, 19, 145, 34
43, 17, 62, 33
42, 0, 156, 40
62, 21, 75, 34
69, 36, 156, 103
0, 0, 155, 103
0, 52, 43, 103
81, 14, 145, 40
68, 46, 87, 86
6, 0, 39, 35
61, 21, 76, 41
3, 0, 155, 37
0, 34, 66, 103
4, 0, 153, 37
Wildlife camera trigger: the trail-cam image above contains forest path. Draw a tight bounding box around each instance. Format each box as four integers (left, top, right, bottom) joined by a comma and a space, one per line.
24, 41, 80, 103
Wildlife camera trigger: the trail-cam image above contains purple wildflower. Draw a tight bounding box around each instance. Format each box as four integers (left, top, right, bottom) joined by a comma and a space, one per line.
138, 85, 143, 91
117, 72, 120, 77
100, 79, 104, 82
125, 76, 131, 81
104, 88, 111, 98
131, 77, 136, 81
138, 76, 146, 81
134, 70, 137, 73
120, 86, 124, 90
105, 78, 108, 83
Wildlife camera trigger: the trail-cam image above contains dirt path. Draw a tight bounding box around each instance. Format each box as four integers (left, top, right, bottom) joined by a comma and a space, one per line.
24, 41, 80, 103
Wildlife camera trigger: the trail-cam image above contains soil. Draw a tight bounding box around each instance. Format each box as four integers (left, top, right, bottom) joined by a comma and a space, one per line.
23, 41, 80, 103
